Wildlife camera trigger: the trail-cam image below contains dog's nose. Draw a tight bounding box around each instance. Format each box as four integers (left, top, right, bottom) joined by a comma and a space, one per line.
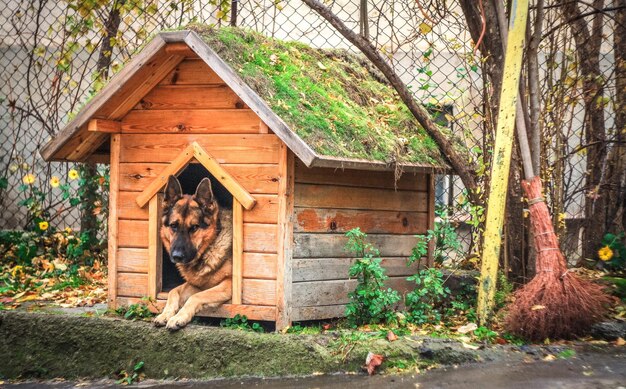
170, 249, 185, 263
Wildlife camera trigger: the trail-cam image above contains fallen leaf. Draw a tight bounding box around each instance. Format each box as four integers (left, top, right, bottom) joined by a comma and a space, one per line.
495, 337, 507, 345
582, 370, 593, 376
322, 323, 332, 331
365, 352, 384, 375
386, 331, 398, 342
457, 323, 478, 334
462, 342, 480, 350
317, 61, 327, 70
531, 305, 546, 311
543, 354, 556, 361
615, 337, 625, 346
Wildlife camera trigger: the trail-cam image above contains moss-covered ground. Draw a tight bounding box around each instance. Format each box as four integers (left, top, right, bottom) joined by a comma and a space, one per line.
190, 25, 446, 166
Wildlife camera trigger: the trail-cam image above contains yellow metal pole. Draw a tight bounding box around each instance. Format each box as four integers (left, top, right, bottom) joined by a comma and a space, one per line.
477, 0, 529, 325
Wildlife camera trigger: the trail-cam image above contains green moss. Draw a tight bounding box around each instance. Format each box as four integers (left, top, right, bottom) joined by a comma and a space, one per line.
190, 25, 447, 166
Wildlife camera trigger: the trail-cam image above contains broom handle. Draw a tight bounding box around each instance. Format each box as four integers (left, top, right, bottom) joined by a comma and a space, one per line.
495, 0, 536, 181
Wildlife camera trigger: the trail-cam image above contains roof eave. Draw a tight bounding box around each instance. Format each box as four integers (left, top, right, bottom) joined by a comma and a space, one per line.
309, 155, 451, 174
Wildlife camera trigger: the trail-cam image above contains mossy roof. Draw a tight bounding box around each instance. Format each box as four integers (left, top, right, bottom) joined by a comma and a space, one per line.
42, 27, 449, 171
191, 26, 447, 168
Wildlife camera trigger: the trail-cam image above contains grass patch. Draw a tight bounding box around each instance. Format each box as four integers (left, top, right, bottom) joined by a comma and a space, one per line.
190, 25, 449, 166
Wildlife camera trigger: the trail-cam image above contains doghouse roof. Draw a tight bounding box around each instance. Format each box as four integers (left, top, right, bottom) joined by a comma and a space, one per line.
41, 26, 450, 172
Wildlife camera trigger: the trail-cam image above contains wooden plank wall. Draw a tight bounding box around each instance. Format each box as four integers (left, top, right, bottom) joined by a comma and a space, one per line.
291, 160, 431, 321
113, 58, 279, 321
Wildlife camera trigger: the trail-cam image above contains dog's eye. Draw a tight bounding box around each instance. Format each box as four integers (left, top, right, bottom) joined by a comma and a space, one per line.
169, 222, 179, 231
189, 224, 200, 232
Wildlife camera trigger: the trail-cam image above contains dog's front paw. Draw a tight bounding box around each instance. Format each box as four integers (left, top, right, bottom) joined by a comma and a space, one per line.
165, 311, 193, 331
153, 311, 174, 327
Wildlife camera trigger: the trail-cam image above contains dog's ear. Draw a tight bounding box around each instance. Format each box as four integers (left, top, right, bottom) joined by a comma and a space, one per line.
194, 177, 215, 211
164, 175, 182, 207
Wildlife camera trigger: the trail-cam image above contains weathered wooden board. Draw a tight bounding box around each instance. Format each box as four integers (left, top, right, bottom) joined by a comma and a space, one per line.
117, 272, 149, 297
117, 248, 148, 273
295, 160, 428, 191
291, 305, 347, 321
108, 134, 121, 307
243, 195, 278, 224
295, 183, 428, 212
292, 257, 425, 282
294, 233, 417, 258
158, 58, 224, 85
135, 85, 244, 110
292, 277, 414, 307
243, 253, 277, 279
242, 279, 276, 306
116, 297, 277, 321
232, 200, 243, 305
119, 134, 281, 164
118, 191, 148, 220
118, 220, 149, 248
119, 162, 280, 194
243, 223, 277, 253
121, 109, 259, 134
294, 208, 428, 234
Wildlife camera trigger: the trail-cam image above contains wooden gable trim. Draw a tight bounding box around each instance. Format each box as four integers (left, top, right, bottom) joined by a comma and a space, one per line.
182, 31, 318, 167
88, 119, 121, 133
135, 142, 256, 210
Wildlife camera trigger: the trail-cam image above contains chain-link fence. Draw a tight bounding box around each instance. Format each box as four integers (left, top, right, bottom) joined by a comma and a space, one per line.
1, 0, 622, 268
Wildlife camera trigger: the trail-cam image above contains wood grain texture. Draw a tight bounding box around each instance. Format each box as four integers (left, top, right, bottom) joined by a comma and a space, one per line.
119, 134, 281, 164
121, 109, 259, 134
118, 220, 149, 248
87, 119, 121, 133
158, 58, 224, 85
164, 42, 196, 56
275, 147, 295, 329
119, 163, 279, 194
135, 85, 243, 110
294, 208, 428, 234
117, 272, 149, 298
65, 131, 109, 161
292, 277, 414, 307
118, 191, 149, 220
116, 297, 277, 321
291, 305, 347, 321
108, 134, 121, 307
293, 233, 417, 258
117, 248, 148, 273
243, 223, 277, 253
148, 195, 163, 299
292, 257, 425, 282
295, 160, 428, 190
295, 183, 428, 212
242, 279, 276, 306
232, 200, 243, 305
243, 195, 278, 224
242, 253, 277, 279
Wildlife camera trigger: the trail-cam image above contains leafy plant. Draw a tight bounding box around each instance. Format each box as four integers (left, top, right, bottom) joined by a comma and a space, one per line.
411, 206, 464, 265
116, 361, 145, 385
220, 314, 264, 332
344, 228, 400, 326
405, 267, 450, 324
115, 298, 156, 320
494, 271, 513, 309
473, 326, 498, 342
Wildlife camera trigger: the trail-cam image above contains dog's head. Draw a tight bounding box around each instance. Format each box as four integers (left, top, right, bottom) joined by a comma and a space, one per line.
160, 175, 220, 265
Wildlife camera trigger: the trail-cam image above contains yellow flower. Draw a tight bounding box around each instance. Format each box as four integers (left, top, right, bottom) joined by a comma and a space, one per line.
68, 169, 79, 180
598, 246, 614, 261
39, 221, 49, 231
50, 176, 60, 188
64, 227, 72, 234
22, 174, 36, 185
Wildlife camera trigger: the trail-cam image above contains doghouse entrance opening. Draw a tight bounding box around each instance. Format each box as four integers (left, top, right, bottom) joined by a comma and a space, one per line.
161, 163, 234, 292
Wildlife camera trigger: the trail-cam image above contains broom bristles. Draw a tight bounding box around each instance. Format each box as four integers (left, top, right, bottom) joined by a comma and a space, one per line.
504, 177, 610, 341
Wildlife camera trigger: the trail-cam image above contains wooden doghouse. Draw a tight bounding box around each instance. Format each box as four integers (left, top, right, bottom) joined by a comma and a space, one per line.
41, 27, 448, 329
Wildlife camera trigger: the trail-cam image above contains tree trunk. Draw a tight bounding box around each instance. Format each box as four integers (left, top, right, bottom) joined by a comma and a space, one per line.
80, 0, 124, 241
606, 0, 626, 234
560, 1, 608, 258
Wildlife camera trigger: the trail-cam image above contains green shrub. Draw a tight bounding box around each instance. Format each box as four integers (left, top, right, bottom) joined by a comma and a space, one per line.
405, 267, 450, 324
344, 228, 400, 326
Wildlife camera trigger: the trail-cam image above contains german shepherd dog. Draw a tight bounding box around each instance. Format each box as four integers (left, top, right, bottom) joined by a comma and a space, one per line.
153, 175, 232, 330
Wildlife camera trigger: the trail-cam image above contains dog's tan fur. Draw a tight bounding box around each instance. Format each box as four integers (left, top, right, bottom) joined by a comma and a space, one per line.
153, 176, 232, 330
